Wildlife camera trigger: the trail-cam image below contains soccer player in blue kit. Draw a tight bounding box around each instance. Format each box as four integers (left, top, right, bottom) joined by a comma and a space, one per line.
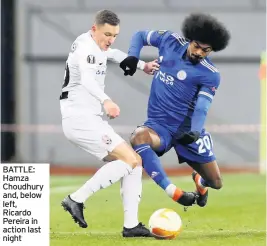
120, 13, 231, 207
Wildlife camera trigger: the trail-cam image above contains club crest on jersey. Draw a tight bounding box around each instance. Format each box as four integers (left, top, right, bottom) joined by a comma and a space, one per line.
102, 135, 112, 145
87, 55, 95, 64
177, 70, 187, 80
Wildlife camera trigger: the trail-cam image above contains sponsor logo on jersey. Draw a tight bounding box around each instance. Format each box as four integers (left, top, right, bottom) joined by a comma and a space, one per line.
155, 71, 174, 85
96, 70, 106, 75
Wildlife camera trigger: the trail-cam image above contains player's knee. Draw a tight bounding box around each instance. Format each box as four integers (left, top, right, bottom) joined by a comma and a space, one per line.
130, 128, 151, 147
209, 177, 223, 190
135, 153, 142, 166
126, 157, 139, 169
120, 153, 141, 168
132, 153, 142, 167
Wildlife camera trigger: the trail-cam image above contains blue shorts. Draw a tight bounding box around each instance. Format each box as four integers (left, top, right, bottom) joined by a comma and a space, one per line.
143, 119, 216, 165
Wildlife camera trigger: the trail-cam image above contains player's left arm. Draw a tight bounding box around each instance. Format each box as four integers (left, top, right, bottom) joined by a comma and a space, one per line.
191, 73, 221, 133
177, 73, 220, 145
106, 48, 159, 75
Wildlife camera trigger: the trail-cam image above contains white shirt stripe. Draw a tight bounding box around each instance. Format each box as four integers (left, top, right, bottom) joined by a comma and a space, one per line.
201, 61, 215, 73
199, 91, 214, 100
200, 60, 219, 73
135, 145, 150, 153
202, 59, 218, 72
171, 33, 188, 46
137, 147, 150, 154
147, 31, 154, 46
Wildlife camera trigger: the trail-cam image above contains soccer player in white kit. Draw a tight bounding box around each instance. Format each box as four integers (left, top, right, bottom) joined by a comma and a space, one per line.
60, 10, 159, 237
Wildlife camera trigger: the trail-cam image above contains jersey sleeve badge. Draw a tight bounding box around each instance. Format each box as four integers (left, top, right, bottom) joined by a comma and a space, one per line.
157, 30, 167, 35
70, 42, 77, 53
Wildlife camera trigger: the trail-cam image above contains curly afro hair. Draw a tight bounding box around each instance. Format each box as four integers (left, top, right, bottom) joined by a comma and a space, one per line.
182, 13, 231, 52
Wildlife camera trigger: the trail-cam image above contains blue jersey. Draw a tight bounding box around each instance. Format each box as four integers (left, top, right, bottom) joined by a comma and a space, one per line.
129, 30, 220, 135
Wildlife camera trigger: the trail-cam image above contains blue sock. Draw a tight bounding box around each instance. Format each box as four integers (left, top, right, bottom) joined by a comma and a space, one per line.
134, 144, 171, 190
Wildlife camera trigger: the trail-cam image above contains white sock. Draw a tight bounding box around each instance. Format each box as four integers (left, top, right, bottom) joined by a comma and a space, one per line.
165, 184, 177, 198
70, 160, 132, 203
120, 166, 142, 228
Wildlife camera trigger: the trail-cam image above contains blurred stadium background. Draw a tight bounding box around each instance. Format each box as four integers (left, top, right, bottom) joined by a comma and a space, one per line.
1, 0, 266, 175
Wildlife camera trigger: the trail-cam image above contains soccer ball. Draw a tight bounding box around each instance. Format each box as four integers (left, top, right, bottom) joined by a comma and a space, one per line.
148, 208, 182, 239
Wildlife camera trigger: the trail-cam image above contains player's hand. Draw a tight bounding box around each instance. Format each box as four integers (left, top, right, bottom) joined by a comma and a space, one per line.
103, 99, 120, 119
119, 56, 139, 76
176, 131, 200, 145
143, 59, 160, 75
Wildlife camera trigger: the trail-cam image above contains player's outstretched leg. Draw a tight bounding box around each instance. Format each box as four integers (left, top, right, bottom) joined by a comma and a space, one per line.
131, 127, 198, 207
122, 223, 152, 237
192, 171, 208, 207
133, 143, 198, 206
61, 195, 87, 228
61, 159, 132, 228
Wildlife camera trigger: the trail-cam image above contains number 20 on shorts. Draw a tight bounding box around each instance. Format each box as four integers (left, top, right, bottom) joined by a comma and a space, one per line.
196, 134, 213, 154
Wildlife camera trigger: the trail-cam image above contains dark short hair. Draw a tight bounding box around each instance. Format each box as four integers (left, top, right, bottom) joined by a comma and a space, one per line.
182, 13, 230, 52
95, 10, 120, 26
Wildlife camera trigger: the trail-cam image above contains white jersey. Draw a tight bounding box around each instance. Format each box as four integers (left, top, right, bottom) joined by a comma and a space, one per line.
60, 31, 145, 118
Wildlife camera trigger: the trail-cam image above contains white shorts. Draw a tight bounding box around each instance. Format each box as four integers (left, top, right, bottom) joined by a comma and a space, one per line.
62, 115, 125, 160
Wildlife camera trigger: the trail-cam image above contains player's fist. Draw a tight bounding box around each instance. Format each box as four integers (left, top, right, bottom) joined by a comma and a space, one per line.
176, 131, 200, 145
143, 59, 160, 75
103, 99, 120, 119
120, 56, 139, 76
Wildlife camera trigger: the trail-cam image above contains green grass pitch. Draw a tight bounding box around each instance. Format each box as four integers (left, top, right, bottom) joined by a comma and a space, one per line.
50, 173, 266, 246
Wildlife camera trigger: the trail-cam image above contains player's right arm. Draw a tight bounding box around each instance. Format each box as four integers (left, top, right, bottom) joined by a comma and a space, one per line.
120, 30, 172, 76
77, 45, 120, 118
